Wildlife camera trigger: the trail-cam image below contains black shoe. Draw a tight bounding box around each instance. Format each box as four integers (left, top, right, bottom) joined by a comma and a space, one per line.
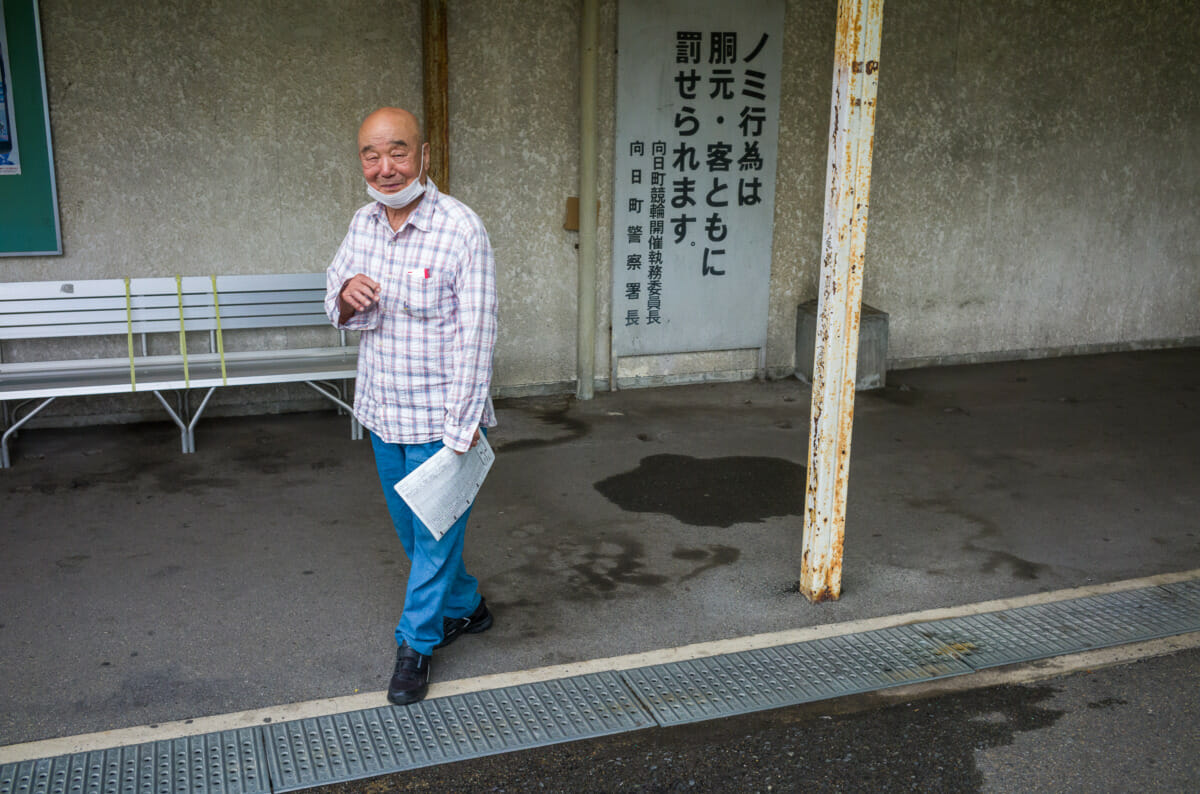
387, 642, 430, 706
435, 597, 494, 649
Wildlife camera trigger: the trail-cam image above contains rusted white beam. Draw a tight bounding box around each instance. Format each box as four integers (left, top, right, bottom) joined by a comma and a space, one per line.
801, 0, 884, 602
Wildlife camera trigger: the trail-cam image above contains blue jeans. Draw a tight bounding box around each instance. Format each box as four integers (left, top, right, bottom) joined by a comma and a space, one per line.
370, 431, 483, 656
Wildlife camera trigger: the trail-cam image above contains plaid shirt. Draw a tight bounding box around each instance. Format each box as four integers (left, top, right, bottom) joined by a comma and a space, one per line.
325, 181, 497, 452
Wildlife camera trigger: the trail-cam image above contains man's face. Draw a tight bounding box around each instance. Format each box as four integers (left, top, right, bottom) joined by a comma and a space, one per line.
358, 115, 427, 196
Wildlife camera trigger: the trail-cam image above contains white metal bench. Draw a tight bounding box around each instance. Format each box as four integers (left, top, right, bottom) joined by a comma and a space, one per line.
0, 273, 360, 467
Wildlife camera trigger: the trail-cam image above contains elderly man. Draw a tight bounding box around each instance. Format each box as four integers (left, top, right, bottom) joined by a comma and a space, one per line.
325, 107, 497, 705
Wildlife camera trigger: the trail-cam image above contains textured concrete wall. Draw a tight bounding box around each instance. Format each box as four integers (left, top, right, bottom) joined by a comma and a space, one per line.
866, 0, 1200, 366
448, 0, 593, 391
3, 0, 1198, 426
17, 0, 421, 280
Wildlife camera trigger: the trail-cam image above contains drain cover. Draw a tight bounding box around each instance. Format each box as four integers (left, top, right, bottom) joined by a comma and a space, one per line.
621, 625, 973, 726
261, 671, 651, 791
0, 729, 266, 794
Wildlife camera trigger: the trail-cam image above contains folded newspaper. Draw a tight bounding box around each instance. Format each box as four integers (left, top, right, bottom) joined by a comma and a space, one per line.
394, 434, 495, 541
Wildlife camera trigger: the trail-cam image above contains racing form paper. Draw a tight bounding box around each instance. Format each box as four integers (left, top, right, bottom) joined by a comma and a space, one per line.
394, 434, 495, 541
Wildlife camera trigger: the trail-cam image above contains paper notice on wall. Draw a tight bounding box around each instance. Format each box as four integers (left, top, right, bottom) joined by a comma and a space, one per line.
0, 1, 22, 176
394, 434, 495, 541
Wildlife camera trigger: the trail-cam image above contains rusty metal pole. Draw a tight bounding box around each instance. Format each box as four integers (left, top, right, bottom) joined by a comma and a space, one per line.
800, 0, 884, 602
421, 0, 450, 192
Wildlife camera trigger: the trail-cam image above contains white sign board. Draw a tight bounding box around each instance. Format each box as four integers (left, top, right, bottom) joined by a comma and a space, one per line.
612, 0, 785, 358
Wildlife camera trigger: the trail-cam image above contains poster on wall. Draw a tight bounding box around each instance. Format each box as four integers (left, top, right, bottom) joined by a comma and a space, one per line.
612, 0, 785, 360
0, 0, 20, 175
0, 0, 60, 255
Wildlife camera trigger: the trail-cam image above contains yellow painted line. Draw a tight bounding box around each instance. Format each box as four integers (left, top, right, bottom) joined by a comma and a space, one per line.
2, 567, 1197, 764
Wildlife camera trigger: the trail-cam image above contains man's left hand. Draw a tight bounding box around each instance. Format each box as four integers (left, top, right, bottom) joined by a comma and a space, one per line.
453, 429, 481, 455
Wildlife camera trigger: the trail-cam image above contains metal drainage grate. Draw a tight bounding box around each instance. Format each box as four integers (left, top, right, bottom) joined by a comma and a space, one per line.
261, 670, 652, 792
1051, 587, 1200, 646
621, 625, 974, 727
910, 587, 1200, 669
1162, 578, 1200, 608
0, 729, 267, 794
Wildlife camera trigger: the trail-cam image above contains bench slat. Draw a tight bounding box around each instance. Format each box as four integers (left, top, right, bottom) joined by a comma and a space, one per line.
0, 279, 130, 300
215, 289, 327, 306
1, 288, 329, 312
0, 295, 130, 313
0, 321, 134, 339
0, 275, 326, 301
215, 273, 326, 291
201, 313, 333, 330
0, 306, 188, 328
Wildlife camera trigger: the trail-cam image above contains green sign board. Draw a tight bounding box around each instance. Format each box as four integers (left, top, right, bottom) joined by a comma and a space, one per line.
0, 0, 60, 256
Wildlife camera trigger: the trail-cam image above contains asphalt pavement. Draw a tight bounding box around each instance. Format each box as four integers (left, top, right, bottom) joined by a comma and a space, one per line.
1, 348, 1198, 754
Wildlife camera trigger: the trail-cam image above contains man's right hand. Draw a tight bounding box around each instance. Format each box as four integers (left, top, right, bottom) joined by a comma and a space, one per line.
338, 274, 382, 323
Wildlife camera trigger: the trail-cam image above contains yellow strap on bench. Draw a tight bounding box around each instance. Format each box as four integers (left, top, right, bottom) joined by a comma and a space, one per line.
125, 278, 137, 392
176, 276, 190, 388
210, 275, 228, 385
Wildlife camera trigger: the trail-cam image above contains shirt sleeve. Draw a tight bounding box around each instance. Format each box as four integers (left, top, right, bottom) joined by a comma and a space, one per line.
325, 221, 381, 331
442, 217, 498, 452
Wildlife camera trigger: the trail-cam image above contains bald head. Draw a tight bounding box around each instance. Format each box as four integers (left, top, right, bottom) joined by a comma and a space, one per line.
358, 107, 424, 155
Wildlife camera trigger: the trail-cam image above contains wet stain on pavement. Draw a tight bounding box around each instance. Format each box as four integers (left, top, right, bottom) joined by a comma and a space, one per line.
494, 407, 589, 453
55, 554, 90, 572
674, 544, 741, 581
490, 531, 742, 604
978, 549, 1043, 580
570, 537, 668, 592
863, 383, 920, 406
78, 668, 244, 714
907, 497, 1046, 581
595, 454, 806, 527
229, 433, 294, 476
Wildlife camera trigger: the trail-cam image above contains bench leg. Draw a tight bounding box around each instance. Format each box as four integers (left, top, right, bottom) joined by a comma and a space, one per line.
152, 391, 191, 454
152, 388, 217, 454
1, 396, 57, 468
186, 387, 217, 453
305, 381, 362, 441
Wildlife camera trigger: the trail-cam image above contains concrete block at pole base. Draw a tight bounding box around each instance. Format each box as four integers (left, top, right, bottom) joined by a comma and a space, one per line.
794, 300, 889, 390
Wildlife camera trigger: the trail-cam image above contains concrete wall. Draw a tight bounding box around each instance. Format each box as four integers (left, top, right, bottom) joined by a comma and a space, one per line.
867, 0, 1200, 367
3, 0, 1198, 425
20, 0, 421, 280
449, 0, 596, 392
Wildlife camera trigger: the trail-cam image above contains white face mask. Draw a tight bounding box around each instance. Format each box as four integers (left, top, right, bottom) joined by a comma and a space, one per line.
366, 148, 427, 209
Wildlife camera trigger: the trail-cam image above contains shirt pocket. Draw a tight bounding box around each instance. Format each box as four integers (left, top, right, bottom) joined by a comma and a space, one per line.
398, 268, 451, 320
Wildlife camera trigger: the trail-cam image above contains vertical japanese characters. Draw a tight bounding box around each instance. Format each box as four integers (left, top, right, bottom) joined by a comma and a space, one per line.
613, 2, 783, 359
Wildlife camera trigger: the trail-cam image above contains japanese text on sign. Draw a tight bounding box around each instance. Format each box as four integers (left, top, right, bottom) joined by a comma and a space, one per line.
613, 0, 784, 358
